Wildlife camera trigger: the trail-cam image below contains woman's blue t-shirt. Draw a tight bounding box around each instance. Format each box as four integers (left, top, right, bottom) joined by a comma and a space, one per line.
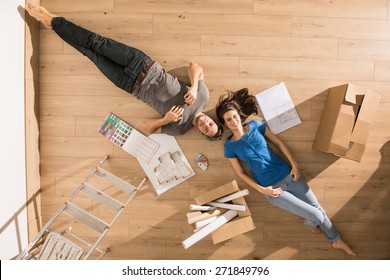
224, 120, 291, 187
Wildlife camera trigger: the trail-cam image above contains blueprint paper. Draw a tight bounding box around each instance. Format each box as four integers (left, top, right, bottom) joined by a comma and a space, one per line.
255, 82, 301, 134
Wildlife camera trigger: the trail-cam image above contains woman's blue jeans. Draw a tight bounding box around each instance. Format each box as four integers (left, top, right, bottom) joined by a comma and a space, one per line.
51, 17, 152, 93
265, 174, 340, 242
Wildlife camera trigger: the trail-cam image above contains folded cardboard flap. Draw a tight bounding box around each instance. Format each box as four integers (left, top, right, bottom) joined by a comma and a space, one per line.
194, 180, 239, 205
313, 84, 380, 161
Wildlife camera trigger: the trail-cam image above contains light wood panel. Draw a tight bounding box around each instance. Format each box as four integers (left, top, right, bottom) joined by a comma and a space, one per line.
254, 0, 388, 20
153, 13, 292, 36
115, 0, 254, 14
201, 35, 339, 59
37, 0, 390, 260
292, 17, 390, 40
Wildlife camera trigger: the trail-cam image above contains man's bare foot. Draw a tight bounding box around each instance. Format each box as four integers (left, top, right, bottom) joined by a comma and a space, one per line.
25, 2, 55, 29
332, 239, 357, 256
309, 225, 322, 234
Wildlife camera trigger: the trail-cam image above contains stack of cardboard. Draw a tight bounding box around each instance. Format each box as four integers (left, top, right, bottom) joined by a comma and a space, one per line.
313, 84, 381, 161
182, 180, 256, 249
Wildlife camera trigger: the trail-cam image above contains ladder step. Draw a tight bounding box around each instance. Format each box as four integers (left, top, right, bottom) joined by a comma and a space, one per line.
64, 202, 108, 233
96, 166, 137, 194
81, 182, 124, 212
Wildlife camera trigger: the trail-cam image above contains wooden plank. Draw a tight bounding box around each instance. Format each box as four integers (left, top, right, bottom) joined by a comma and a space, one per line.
202, 35, 338, 59
39, 29, 63, 54
40, 116, 75, 136
40, 53, 100, 75
40, 74, 123, 97
339, 39, 390, 61
115, 0, 254, 14
40, 136, 112, 157
292, 17, 390, 40
51, 12, 153, 34
40, 95, 159, 117
41, 0, 115, 13
153, 55, 240, 78
254, 0, 388, 20
375, 61, 390, 81
154, 13, 291, 36
239, 58, 374, 81
76, 116, 104, 137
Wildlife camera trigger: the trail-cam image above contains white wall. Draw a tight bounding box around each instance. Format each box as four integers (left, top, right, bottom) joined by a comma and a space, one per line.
0, 0, 28, 259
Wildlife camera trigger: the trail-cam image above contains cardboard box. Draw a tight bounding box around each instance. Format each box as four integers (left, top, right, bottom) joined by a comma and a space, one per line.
194, 180, 240, 205
211, 216, 256, 244
193, 180, 256, 245
313, 84, 380, 161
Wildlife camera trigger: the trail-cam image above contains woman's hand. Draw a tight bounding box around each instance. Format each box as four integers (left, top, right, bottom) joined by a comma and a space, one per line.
290, 164, 301, 181
184, 87, 197, 105
261, 186, 282, 198
163, 105, 184, 123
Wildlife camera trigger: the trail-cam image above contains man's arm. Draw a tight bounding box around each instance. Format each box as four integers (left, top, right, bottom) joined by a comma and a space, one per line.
184, 62, 204, 105
143, 105, 184, 134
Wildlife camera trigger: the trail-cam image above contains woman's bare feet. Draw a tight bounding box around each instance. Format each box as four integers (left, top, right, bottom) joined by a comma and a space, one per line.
332, 239, 357, 256
25, 2, 55, 29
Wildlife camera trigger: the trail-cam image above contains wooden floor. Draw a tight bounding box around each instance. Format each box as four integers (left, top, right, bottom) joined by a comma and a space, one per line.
36, 0, 390, 260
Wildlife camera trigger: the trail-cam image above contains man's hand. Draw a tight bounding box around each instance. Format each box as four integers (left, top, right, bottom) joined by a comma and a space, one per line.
184, 87, 197, 105
163, 105, 184, 123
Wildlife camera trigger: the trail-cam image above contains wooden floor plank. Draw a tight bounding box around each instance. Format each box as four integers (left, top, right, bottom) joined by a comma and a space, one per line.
254, 0, 388, 20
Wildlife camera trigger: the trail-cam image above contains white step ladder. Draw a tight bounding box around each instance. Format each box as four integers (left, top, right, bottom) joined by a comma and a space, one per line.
17, 156, 146, 260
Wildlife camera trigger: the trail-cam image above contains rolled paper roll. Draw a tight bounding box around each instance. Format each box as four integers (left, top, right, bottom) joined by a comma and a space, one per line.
189, 204, 216, 211
215, 189, 249, 203
182, 210, 238, 249
207, 201, 246, 212
187, 209, 220, 224
195, 216, 218, 229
